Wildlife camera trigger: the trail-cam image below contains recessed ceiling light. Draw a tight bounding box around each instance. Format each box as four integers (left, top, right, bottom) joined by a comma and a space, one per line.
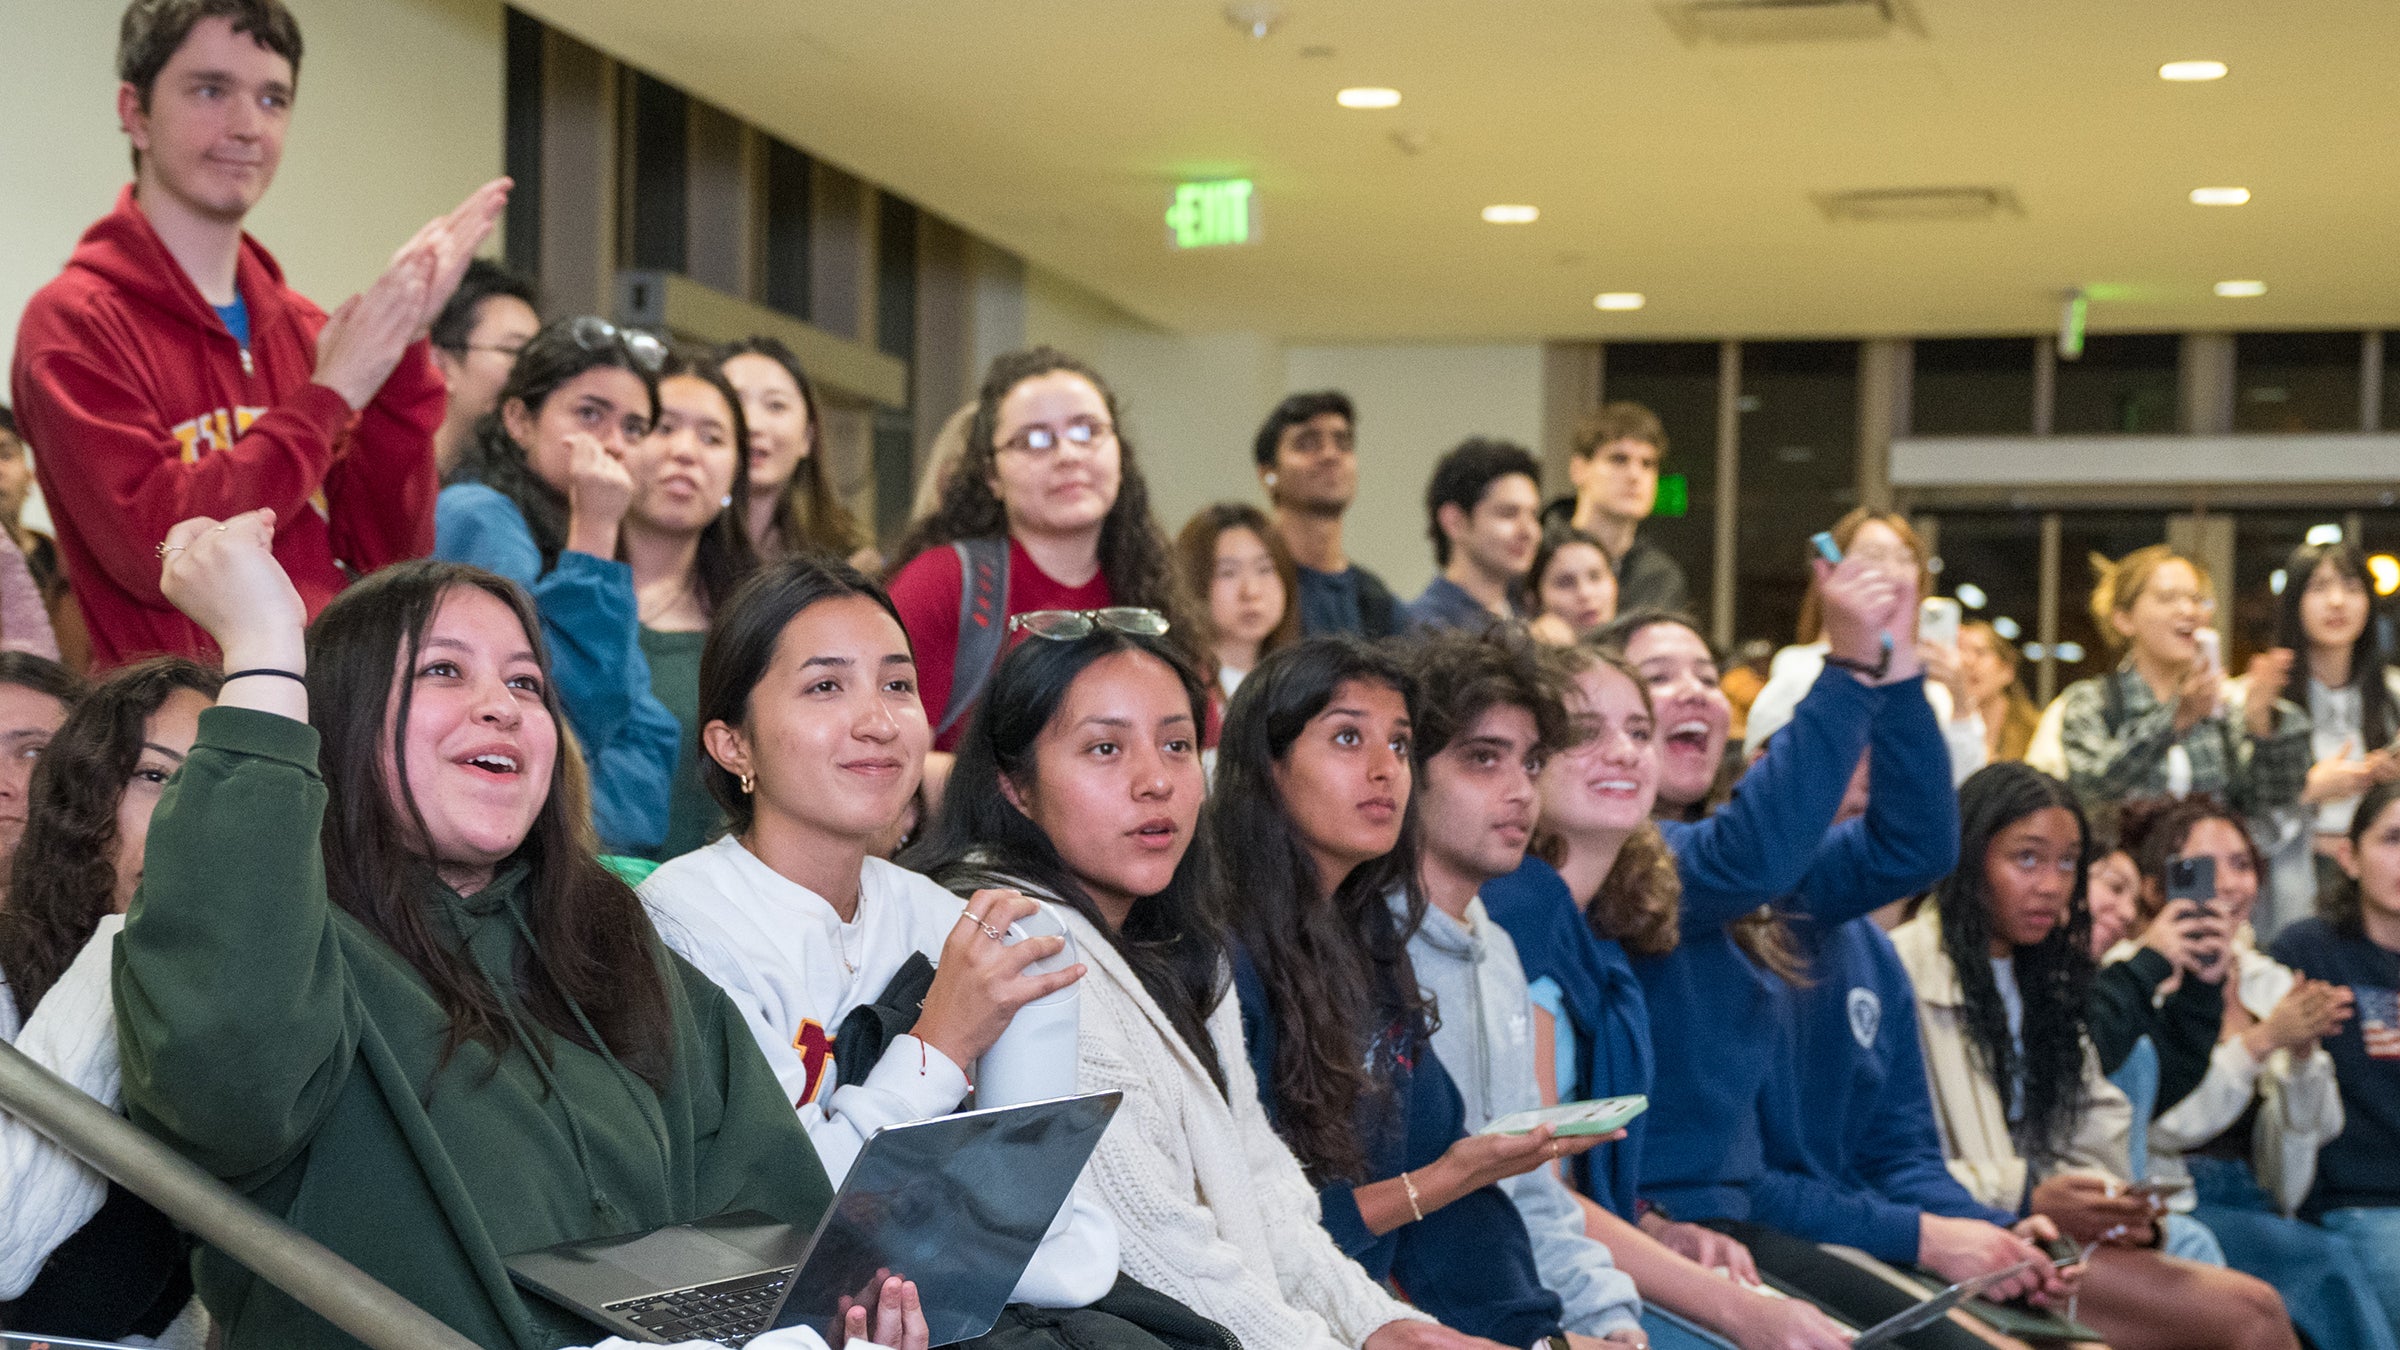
1335, 87, 1401, 109
2214, 279, 2267, 297
1482, 204, 1539, 224
2189, 186, 2251, 205
2159, 59, 2228, 81
1593, 292, 1645, 311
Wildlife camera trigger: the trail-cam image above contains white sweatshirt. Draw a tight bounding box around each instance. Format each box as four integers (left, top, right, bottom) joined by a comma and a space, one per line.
640, 837, 1117, 1308
0, 914, 121, 1300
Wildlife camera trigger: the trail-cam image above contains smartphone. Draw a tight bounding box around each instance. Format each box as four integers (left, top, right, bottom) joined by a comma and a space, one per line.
1810, 531, 1844, 565
1481, 1094, 1649, 1139
2165, 855, 2217, 907
1920, 597, 1962, 651
2194, 627, 2222, 676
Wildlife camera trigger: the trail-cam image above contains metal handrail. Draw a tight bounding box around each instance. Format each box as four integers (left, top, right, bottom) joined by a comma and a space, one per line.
0, 1038, 480, 1350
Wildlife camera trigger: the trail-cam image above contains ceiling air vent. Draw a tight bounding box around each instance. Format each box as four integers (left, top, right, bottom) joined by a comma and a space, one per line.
1659, 0, 1916, 45
1815, 186, 2022, 223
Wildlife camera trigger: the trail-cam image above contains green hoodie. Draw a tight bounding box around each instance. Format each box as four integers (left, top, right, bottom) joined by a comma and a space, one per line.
114, 708, 832, 1350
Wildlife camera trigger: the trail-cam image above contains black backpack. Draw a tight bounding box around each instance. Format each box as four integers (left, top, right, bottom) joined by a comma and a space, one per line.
937, 537, 1011, 741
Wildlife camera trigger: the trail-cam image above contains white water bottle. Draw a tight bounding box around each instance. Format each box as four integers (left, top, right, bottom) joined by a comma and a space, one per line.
974, 901, 1081, 1109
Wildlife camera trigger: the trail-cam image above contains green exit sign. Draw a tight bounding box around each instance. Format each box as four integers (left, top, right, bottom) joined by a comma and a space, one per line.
1166, 179, 1256, 249
1654, 473, 1689, 518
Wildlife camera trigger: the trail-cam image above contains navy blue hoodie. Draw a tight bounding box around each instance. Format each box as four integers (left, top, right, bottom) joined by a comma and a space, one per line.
2269, 917, 2400, 1216
1751, 916, 2016, 1261
1637, 671, 1960, 1221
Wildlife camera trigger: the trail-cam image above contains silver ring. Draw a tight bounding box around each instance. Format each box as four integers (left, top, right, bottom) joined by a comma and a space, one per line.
962, 912, 1006, 942
156, 543, 185, 558
213, 523, 230, 533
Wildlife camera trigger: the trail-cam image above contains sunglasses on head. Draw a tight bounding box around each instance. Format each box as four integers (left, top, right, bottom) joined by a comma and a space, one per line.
1008, 608, 1172, 641
569, 315, 667, 374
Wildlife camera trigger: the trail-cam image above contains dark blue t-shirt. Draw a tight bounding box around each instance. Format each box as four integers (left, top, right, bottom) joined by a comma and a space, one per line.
2269, 917, 2400, 1215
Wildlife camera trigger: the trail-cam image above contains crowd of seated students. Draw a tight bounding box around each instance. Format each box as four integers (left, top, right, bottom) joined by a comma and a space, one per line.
13, 5, 2400, 1350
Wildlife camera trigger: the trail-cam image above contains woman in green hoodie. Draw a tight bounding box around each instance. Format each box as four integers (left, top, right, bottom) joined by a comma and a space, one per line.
114, 507, 924, 1350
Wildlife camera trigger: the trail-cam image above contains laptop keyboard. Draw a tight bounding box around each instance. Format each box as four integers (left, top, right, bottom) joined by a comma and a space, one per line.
606, 1267, 794, 1346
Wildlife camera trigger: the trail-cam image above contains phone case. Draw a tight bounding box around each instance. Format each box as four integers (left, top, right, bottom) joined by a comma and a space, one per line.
1481, 1094, 1649, 1138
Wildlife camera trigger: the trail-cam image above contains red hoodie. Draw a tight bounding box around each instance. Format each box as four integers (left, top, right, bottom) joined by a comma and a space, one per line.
9, 187, 443, 667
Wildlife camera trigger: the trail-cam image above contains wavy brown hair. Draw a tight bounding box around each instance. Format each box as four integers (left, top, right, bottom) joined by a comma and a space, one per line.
307, 561, 675, 1088
0, 658, 219, 1014
891, 347, 1190, 657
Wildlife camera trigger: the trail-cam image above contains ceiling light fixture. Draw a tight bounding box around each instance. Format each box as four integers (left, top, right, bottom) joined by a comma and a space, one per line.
1335, 87, 1401, 109
1482, 205, 1539, 224
1593, 292, 1646, 311
2159, 59, 2228, 81
2214, 279, 2267, 298
2189, 187, 2251, 205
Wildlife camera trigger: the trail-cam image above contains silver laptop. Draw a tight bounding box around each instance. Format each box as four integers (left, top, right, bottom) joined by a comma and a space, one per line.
506, 1092, 1120, 1348
1851, 1258, 2035, 1349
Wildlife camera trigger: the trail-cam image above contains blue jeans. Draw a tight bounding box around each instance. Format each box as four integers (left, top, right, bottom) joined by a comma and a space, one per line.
2188, 1156, 2400, 1350
1644, 1305, 1738, 1350
2323, 1206, 2400, 1343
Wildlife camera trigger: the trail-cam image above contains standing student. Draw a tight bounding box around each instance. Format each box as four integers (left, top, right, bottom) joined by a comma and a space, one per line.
2093, 796, 2389, 1350
1559, 404, 1687, 617
1396, 629, 1661, 1347
1172, 502, 1298, 710
1253, 391, 1405, 639
427, 259, 540, 478
2274, 780, 2400, 1335
2058, 545, 2308, 819
10, 0, 508, 666
1895, 763, 2301, 1350
117, 516, 921, 1350
641, 558, 1168, 1338
435, 317, 681, 853
0, 653, 83, 878
1213, 637, 1606, 1348
2251, 540, 2400, 938
913, 626, 1476, 1350
1406, 440, 1543, 632
0, 659, 215, 1343
622, 351, 759, 859
718, 337, 873, 570
888, 347, 1185, 754
1959, 621, 2040, 764
1484, 645, 1865, 1350
1527, 528, 1619, 648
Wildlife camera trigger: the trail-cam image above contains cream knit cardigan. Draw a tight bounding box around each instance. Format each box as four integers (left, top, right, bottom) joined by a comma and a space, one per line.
1059, 905, 1434, 1350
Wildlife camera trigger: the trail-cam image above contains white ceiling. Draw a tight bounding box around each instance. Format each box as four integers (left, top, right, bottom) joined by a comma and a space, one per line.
517, 0, 2400, 343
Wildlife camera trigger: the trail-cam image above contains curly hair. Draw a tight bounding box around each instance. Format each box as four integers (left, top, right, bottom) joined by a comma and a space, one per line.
0, 658, 219, 1015
890, 347, 1188, 655
1209, 636, 1433, 1184
2116, 792, 2262, 925
1931, 762, 2096, 1165
1531, 644, 1683, 956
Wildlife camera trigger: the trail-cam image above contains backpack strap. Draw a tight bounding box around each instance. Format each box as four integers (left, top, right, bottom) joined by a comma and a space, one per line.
2102, 665, 2129, 736
937, 537, 1010, 739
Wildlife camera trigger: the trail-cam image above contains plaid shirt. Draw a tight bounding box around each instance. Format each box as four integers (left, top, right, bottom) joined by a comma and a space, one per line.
2059, 666, 2309, 813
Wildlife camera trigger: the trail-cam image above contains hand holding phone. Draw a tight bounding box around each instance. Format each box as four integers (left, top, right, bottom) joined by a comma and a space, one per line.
1919, 597, 1962, 652
1481, 1094, 1649, 1138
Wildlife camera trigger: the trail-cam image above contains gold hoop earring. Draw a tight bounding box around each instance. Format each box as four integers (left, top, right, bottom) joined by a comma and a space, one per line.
739, 772, 755, 795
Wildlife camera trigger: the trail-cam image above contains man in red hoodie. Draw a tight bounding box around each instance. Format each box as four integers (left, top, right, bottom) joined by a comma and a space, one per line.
9, 0, 509, 666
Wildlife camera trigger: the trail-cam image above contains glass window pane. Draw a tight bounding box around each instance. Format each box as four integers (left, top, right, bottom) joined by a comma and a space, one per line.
502, 9, 543, 281
2384, 334, 2399, 431
2234, 332, 2363, 433
761, 139, 813, 320
2053, 334, 2180, 435
1601, 342, 1718, 621
875, 196, 918, 363
1919, 508, 2046, 692
1737, 340, 1858, 645
623, 73, 688, 272
1911, 338, 2037, 436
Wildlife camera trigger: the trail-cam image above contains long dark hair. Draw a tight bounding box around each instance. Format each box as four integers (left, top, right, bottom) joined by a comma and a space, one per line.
306, 561, 675, 1088
906, 629, 1229, 1094
716, 336, 865, 561
1209, 636, 1432, 1183
1930, 762, 2096, 1164
643, 349, 761, 616
0, 659, 218, 1014
450, 318, 663, 569
892, 347, 1188, 649
2328, 779, 2400, 935
697, 556, 909, 838
2276, 541, 2396, 749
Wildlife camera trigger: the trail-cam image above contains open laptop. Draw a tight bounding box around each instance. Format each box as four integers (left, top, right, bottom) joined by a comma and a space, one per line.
507, 1091, 1120, 1348
1850, 1258, 2034, 1349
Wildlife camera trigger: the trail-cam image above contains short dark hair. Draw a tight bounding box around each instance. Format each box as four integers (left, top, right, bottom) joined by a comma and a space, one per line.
1399, 626, 1570, 769
1571, 401, 1667, 461
1423, 437, 1540, 567
430, 259, 537, 353
0, 405, 15, 440
1252, 390, 1355, 469
119, 0, 302, 105
0, 652, 86, 709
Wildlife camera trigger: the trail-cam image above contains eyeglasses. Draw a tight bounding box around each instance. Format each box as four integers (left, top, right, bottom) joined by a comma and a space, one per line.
570, 316, 667, 374
1009, 607, 1171, 640
999, 416, 1114, 456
